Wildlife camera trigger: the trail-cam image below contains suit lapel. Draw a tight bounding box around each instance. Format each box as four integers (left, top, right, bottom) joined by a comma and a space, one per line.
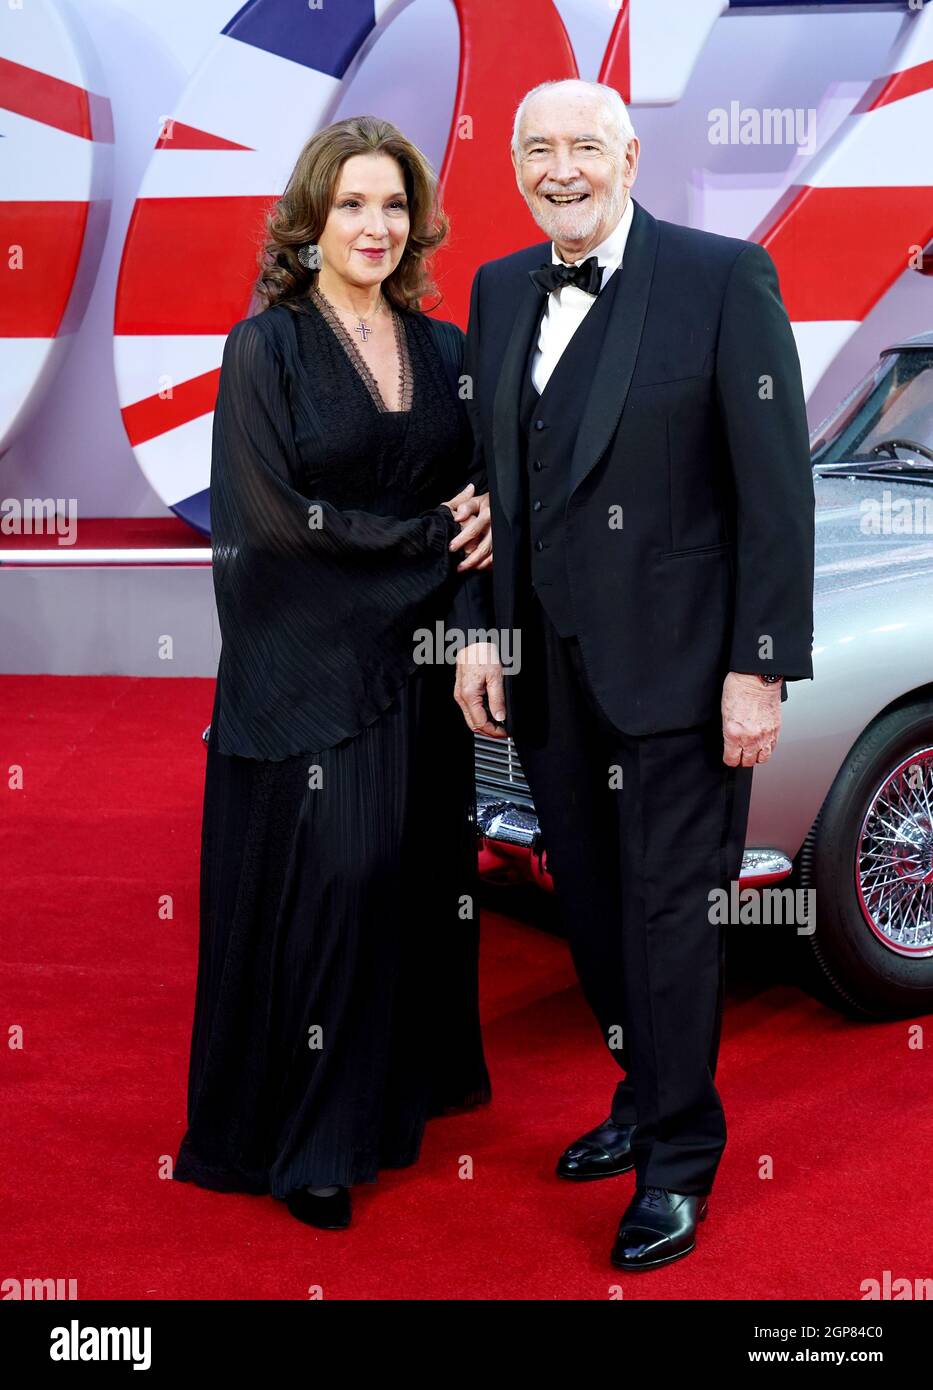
568, 198, 659, 500
490, 200, 660, 528
491, 247, 548, 532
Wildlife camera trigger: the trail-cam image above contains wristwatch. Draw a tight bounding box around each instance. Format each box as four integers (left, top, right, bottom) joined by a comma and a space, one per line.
758, 674, 783, 686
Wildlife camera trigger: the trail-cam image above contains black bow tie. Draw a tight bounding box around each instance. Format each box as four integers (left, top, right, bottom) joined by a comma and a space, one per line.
529, 255, 602, 297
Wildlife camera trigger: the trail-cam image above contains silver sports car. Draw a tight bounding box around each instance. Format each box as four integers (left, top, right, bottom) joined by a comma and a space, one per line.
475, 331, 933, 1021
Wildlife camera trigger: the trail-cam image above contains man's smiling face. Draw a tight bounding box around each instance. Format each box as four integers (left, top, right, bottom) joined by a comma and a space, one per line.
512, 84, 638, 260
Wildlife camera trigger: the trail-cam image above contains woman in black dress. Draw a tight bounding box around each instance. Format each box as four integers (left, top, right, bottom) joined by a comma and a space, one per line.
172, 116, 496, 1229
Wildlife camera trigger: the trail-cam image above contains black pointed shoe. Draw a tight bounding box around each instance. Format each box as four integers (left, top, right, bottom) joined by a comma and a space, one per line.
285, 1186, 351, 1230
556, 1117, 636, 1180
610, 1186, 708, 1270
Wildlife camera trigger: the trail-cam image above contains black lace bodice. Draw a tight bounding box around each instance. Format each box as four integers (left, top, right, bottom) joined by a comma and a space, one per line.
208, 296, 475, 761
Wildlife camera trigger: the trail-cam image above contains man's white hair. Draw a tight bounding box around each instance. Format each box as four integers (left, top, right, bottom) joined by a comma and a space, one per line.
511, 79, 636, 157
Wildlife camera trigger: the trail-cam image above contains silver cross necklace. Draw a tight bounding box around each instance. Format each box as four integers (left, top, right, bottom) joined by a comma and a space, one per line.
313, 285, 388, 343
346, 297, 385, 341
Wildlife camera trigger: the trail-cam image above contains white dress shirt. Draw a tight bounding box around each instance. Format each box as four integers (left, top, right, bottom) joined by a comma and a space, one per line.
530, 194, 635, 394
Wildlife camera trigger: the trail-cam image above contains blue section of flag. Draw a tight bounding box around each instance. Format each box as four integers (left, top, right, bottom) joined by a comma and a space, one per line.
173, 487, 211, 536
223, 0, 377, 79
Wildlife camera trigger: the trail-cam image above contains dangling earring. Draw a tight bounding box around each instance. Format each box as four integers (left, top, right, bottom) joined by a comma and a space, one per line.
297, 243, 321, 271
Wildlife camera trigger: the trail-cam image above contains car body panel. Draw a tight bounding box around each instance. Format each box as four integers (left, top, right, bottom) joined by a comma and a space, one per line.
476, 337, 933, 890
744, 475, 933, 859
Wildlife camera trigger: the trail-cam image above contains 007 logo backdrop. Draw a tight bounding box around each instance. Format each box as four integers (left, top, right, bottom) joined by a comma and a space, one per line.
6, 0, 927, 531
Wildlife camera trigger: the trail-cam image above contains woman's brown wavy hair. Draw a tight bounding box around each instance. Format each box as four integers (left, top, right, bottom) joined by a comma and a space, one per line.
255, 115, 449, 315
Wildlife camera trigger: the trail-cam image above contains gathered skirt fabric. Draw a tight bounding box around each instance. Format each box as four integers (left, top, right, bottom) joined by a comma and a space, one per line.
173, 659, 491, 1199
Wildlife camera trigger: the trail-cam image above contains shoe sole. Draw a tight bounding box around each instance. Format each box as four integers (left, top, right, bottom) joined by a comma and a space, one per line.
287, 1214, 351, 1230
556, 1159, 635, 1180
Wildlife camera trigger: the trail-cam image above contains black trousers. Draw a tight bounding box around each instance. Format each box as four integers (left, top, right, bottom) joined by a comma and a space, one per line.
508, 585, 754, 1195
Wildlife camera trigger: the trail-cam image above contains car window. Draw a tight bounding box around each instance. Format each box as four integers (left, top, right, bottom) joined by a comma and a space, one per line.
811, 349, 933, 465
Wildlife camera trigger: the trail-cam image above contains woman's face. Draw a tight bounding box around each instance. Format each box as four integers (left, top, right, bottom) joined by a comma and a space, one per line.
317, 152, 410, 290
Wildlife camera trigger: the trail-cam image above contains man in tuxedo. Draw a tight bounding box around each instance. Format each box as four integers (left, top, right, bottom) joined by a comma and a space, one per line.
452, 78, 815, 1270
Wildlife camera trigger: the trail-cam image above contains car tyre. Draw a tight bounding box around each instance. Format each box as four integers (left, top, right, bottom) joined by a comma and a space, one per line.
799, 700, 933, 1019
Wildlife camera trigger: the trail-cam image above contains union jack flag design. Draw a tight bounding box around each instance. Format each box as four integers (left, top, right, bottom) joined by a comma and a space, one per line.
0, 0, 113, 452
112, 0, 933, 531
113, 0, 396, 532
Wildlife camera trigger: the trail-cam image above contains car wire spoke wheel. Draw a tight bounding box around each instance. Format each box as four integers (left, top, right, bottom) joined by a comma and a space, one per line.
856, 747, 933, 957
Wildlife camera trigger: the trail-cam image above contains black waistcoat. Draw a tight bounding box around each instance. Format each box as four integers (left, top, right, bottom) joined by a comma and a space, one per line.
517, 265, 623, 636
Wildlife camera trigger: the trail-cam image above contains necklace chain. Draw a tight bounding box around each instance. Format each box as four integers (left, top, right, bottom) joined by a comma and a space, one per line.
309, 286, 410, 413
316, 286, 385, 339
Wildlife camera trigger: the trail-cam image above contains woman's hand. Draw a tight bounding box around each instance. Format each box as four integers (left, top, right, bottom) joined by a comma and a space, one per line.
441, 483, 493, 572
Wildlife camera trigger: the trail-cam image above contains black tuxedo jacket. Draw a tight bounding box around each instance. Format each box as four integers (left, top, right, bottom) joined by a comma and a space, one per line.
454, 197, 815, 735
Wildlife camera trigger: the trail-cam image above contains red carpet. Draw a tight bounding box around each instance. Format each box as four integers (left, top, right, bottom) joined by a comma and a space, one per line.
2, 674, 931, 1300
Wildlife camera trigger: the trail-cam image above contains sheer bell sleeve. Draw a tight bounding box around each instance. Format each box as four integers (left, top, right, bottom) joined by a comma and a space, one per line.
209, 312, 463, 760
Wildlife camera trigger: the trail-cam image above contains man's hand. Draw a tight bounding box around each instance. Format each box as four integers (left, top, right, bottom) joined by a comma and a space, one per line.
454, 642, 508, 738
446, 489, 493, 572
721, 672, 782, 767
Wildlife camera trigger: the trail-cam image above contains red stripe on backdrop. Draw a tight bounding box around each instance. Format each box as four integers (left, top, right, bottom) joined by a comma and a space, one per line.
114, 196, 276, 335
597, 0, 632, 102
121, 367, 221, 447
0, 517, 204, 550
856, 57, 933, 113
432, 0, 578, 325
0, 55, 112, 141
155, 120, 253, 152
757, 184, 933, 323
0, 202, 89, 337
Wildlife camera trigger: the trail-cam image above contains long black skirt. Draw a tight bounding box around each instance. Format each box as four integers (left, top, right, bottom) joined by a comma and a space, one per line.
173, 658, 491, 1198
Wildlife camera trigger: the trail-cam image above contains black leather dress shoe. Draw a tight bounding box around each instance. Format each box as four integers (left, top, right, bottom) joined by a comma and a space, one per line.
610, 1186, 708, 1270
556, 1117, 636, 1180
285, 1186, 351, 1230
